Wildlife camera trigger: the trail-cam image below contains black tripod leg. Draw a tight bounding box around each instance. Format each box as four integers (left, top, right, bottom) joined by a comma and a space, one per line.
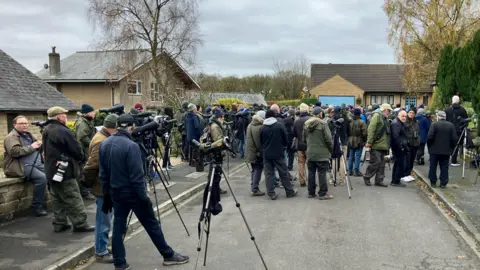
155, 149, 170, 186
221, 170, 269, 270
195, 167, 216, 270
123, 211, 133, 240
203, 213, 212, 266
151, 161, 190, 236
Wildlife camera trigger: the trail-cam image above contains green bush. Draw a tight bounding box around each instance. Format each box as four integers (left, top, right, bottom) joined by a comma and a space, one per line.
300, 98, 318, 105
267, 99, 301, 106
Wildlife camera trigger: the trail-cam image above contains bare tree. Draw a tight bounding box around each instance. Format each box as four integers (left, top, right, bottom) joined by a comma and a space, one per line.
272, 55, 310, 100
87, 0, 202, 107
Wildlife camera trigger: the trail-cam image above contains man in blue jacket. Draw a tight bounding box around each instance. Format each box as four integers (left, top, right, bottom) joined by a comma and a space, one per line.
99, 114, 188, 270
415, 108, 431, 165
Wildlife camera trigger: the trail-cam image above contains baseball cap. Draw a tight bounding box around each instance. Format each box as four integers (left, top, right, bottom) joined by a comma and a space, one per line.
117, 114, 135, 127
380, 103, 393, 111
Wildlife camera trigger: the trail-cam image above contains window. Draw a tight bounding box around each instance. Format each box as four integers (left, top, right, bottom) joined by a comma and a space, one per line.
423, 95, 429, 106
150, 82, 160, 101
127, 80, 142, 95
370, 95, 394, 105
7, 113, 19, 132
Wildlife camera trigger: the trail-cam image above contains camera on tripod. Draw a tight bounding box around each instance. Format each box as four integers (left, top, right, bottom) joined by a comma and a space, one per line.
191, 137, 235, 172
330, 117, 345, 127
31, 121, 48, 128
458, 117, 471, 130
99, 104, 125, 115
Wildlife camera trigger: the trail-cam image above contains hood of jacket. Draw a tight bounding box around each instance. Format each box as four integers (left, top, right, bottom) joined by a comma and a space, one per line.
263, 117, 277, 126
305, 117, 322, 132
452, 103, 462, 110
251, 115, 264, 125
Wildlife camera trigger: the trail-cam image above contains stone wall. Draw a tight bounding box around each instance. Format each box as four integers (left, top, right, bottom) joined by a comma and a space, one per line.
0, 176, 51, 222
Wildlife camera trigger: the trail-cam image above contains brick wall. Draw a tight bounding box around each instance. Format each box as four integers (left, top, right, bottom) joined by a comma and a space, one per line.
310, 75, 364, 99
0, 177, 51, 222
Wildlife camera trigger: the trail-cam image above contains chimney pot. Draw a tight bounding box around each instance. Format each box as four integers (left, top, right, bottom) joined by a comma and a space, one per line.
48, 46, 60, 76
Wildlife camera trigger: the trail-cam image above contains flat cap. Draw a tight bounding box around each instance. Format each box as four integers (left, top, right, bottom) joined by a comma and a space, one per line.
47, 106, 68, 117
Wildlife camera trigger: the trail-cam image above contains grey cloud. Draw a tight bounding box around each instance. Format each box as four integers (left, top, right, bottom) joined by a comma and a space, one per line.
0, 0, 395, 77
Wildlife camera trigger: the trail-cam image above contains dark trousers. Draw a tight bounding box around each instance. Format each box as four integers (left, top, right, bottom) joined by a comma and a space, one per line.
451, 131, 463, 163
162, 143, 171, 168
250, 163, 263, 192
428, 154, 450, 186
264, 159, 294, 197
416, 142, 426, 161
287, 148, 295, 169
405, 146, 418, 176
24, 165, 47, 209
307, 161, 329, 196
181, 135, 189, 161
364, 149, 387, 184
111, 194, 174, 267
391, 149, 406, 184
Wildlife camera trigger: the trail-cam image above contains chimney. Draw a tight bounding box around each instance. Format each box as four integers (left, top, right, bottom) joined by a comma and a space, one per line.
48, 46, 60, 76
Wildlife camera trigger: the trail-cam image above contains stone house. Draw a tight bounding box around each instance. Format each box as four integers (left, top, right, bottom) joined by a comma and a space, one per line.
36, 47, 201, 111
0, 50, 79, 156
310, 64, 433, 109
0, 50, 78, 221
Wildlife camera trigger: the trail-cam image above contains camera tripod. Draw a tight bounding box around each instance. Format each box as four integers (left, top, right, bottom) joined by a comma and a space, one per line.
124, 144, 190, 240
451, 126, 469, 179
195, 158, 268, 270
331, 133, 353, 199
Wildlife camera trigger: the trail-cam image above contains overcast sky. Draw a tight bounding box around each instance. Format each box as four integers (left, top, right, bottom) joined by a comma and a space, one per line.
0, 0, 395, 77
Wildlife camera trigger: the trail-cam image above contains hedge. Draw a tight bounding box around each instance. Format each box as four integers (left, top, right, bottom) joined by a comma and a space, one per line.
267, 99, 301, 106
436, 29, 480, 118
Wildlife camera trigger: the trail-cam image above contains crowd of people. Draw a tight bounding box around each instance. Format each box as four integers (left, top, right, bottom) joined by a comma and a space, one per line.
1, 95, 469, 269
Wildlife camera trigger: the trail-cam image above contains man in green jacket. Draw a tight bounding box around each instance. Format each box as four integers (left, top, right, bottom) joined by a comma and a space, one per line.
245, 111, 266, 196
363, 103, 392, 187
207, 108, 228, 194
303, 107, 334, 200
75, 104, 96, 200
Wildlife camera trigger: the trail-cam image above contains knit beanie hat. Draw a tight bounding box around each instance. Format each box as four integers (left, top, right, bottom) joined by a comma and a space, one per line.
256, 110, 266, 119
299, 103, 309, 113
353, 108, 361, 116
81, 104, 94, 114
103, 114, 118, 128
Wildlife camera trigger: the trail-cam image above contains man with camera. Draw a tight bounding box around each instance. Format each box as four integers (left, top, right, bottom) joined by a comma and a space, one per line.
328, 106, 348, 185
390, 110, 408, 187
99, 114, 189, 269
75, 104, 96, 200
445, 95, 468, 166
3, 115, 48, 217
364, 104, 392, 187
206, 108, 228, 194
43, 106, 94, 233
303, 107, 334, 199
83, 114, 118, 263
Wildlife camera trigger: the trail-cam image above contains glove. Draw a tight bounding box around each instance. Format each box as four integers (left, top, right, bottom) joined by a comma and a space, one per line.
102, 194, 113, 214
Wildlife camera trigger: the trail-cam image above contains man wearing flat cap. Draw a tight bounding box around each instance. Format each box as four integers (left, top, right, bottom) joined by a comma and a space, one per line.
83, 114, 118, 263
99, 114, 189, 269
43, 106, 94, 233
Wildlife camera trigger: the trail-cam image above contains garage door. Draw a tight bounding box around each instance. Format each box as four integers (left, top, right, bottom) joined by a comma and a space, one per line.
318, 96, 355, 107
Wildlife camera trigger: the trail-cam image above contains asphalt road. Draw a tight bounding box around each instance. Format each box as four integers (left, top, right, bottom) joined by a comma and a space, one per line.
87, 165, 480, 270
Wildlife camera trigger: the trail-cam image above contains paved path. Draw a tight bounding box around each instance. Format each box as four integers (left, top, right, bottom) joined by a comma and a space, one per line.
414, 153, 480, 232
87, 164, 480, 270
0, 158, 245, 270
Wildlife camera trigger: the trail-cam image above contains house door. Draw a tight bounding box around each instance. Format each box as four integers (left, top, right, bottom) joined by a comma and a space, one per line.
405, 96, 417, 111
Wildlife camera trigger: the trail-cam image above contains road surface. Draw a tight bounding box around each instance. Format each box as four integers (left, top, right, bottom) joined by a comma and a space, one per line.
87, 164, 480, 270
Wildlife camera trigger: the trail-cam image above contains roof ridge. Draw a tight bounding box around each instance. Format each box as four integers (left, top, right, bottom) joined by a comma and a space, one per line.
75, 49, 149, 53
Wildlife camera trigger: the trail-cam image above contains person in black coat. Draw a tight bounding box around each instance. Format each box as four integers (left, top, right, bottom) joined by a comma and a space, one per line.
390, 110, 408, 187
427, 111, 458, 188
445, 95, 468, 165
284, 109, 296, 170
260, 110, 298, 200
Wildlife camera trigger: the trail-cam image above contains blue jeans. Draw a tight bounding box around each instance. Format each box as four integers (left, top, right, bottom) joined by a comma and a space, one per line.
24, 165, 47, 209
348, 147, 362, 172
95, 196, 112, 256
238, 138, 245, 158
111, 193, 174, 268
